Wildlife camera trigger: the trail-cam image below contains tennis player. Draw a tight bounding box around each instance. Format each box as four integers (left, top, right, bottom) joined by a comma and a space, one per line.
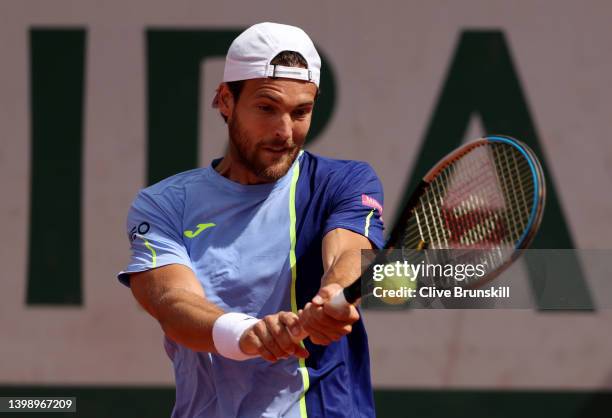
118, 22, 384, 418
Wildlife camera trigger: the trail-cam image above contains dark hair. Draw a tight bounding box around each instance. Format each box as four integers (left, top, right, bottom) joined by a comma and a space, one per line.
220, 50, 317, 122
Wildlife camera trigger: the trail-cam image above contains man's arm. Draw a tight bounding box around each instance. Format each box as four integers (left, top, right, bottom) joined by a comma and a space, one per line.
130, 264, 307, 361
298, 228, 372, 345
320, 228, 372, 288
130, 264, 222, 352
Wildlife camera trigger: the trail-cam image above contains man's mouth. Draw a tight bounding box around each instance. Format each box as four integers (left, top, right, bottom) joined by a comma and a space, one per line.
262, 146, 292, 154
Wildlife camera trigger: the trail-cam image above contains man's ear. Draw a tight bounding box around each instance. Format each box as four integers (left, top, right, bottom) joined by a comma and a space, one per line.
216, 83, 235, 120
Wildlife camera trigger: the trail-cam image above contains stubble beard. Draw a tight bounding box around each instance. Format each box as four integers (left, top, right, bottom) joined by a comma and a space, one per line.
228, 113, 300, 182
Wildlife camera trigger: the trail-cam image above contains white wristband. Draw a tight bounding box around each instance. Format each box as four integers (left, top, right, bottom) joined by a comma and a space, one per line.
212, 312, 260, 361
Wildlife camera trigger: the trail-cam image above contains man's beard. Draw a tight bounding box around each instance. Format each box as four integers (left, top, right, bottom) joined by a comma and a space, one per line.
228, 114, 300, 182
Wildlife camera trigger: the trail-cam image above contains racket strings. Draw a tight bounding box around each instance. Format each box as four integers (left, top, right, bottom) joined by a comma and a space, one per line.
444, 150, 506, 272
492, 145, 534, 239
440, 145, 501, 247
464, 147, 514, 269
451, 150, 501, 247
443, 162, 504, 275
451, 159, 490, 246
401, 143, 535, 254
493, 145, 522, 245
496, 147, 533, 221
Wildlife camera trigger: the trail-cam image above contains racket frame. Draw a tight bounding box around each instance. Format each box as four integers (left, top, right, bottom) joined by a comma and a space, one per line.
340, 135, 546, 304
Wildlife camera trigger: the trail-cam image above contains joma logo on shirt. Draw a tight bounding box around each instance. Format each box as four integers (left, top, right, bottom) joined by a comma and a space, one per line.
184, 223, 216, 238
129, 222, 150, 242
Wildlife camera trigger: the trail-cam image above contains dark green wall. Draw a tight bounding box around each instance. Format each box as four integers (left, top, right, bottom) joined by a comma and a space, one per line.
1, 386, 610, 418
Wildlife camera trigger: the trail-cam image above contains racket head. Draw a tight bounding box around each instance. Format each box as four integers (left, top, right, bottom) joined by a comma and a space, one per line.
344, 135, 546, 304
388, 135, 546, 288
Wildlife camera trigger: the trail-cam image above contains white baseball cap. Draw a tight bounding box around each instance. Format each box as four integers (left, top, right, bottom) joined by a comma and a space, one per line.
220, 22, 321, 87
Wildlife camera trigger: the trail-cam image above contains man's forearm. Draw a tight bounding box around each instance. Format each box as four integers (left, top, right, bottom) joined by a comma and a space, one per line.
154, 288, 224, 352
321, 248, 364, 289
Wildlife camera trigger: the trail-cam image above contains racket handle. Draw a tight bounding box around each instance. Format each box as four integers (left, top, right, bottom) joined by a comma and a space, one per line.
329, 280, 362, 308
343, 279, 362, 304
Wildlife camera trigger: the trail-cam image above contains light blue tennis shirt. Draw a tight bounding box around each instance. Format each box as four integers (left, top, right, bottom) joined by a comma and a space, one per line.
118, 151, 385, 418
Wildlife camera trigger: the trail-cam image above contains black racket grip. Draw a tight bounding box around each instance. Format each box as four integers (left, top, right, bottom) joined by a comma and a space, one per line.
342, 280, 362, 304
329, 280, 361, 308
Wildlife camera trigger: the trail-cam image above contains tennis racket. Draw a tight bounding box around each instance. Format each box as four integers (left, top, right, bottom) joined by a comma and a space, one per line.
330, 135, 546, 306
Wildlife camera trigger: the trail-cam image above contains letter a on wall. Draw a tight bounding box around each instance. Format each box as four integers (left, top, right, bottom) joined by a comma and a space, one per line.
396, 30, 593, 309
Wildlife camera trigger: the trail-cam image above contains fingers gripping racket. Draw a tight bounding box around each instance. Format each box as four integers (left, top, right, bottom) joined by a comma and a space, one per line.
330, 135, 546, 307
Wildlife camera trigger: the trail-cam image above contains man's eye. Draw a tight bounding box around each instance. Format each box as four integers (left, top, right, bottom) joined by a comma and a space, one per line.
257, 105, 273, 113
293, 108, 310, 119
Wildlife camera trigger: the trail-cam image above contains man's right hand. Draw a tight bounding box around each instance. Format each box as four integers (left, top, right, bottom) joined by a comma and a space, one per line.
298, 283, 359, 346
239, 311, 309, 362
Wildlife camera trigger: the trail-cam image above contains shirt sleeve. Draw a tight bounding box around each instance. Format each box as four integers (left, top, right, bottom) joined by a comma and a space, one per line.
117, 189, 192, 287
323, 162, 385, 249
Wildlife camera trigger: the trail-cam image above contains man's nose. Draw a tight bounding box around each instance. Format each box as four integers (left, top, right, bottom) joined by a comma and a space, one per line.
275, 113, 292, 141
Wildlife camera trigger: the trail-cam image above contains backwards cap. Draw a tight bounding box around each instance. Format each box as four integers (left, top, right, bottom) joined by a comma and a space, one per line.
212, 22, 321, 108
223, 22, 321, 86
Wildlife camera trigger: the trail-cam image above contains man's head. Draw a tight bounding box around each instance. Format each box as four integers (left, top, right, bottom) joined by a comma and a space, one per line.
213, 22, 321, 182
